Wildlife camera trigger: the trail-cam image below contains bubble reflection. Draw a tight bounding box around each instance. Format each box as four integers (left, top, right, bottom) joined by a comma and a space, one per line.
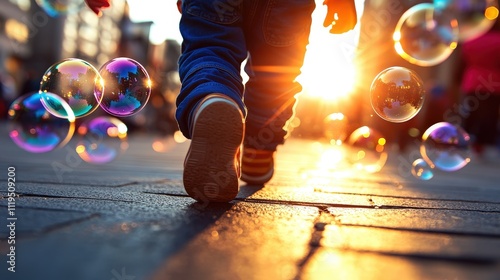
347, 126, 388, 173
8, 92, 75, 153
411, 158, 434, 180
420, 122, 472, 171
393, 3, 459, 66
96, 57, 151, 117
39, 58, 103, 118
370, 67, 425, 123
75, 116, 128, 164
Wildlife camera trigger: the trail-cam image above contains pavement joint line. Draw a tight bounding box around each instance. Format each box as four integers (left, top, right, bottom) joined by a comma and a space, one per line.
311, 178, 497, 190
14, 179, 172, 188
14, 179, 135, 188
314, 189, 500, 205
12, 192, 138, 203
142, 192, 188, 198
335, 223, 500, 239
9, 189, 500, 214
237, 197, 500, 213
326, 247, 500, 265
141, 192, 500, 213
0, 205, 96, 215
114, 179, 174, 188
1, 213, 101, 239
294, 207, 338, 280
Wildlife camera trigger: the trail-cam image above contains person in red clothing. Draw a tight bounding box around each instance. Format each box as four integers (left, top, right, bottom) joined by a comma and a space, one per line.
452, 19, 500, 159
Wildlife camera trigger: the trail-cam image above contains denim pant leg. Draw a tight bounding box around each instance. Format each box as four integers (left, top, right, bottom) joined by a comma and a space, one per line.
176, 0, 248, 138
243, 0, 315, 151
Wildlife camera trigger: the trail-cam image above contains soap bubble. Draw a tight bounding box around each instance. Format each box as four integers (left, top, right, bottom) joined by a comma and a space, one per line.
434, 0, 499, 42
96, 57, 152, 117
346, 126, 388, 173
8, 92, 75, 153
370, 67, 425, 123
411, 158, 434, 180
75, 116, 128, 164
393, 3, 459, 66
323, 112, 349, 145
420, 122, 472, 171
35, 0, 85, 17
39, 58, 104, 118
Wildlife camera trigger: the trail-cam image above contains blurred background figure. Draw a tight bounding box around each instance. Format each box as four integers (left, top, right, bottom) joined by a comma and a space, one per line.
0, 70, 5, 118
0, 54, 27, 119
352, 0, 437, 152
451, 19, 500, 162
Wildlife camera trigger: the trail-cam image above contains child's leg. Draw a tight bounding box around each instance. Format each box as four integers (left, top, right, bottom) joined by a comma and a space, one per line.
242, 0, 316, 151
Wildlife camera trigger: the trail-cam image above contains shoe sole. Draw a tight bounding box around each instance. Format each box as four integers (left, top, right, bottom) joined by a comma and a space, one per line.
240, 166, 274, 185
184, 96, 244, 203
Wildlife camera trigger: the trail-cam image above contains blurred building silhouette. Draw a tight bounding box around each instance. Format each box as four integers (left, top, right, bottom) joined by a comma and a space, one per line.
0, 0, 34, 117
0, 0, 164, 92
0, 0, 182, 134
0, 0, 31, 60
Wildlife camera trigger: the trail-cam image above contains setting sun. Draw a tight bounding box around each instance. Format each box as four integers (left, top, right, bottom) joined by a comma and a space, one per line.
296, 0, 365, 101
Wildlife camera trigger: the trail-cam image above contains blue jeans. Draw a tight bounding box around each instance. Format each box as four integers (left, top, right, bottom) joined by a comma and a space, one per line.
176, 0, 315, 150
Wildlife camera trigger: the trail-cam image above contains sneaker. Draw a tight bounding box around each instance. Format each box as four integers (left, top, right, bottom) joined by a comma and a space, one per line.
240, 147, 275, 185
183, 94, 244, 202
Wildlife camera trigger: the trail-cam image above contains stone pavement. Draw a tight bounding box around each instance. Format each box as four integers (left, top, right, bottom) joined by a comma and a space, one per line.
0, 121, 499, 280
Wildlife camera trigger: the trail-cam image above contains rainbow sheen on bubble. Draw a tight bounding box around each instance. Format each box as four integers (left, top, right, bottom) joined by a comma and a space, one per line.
96, 57, 151, 117
35, 0, 85, 17
370, 67, 425, 123
76, 116, 128, 164
40, 58, 104, 118
323, 112, 349, 145
8, 92, 75, 153
393, 3, 459, 66
435, 0, 499, 42
420, 122, 472, 171
346, 126, 388, 173
411, 158, 434, 180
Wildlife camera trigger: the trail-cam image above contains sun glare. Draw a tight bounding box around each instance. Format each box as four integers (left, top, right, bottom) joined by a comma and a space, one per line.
296, 0, 364, 102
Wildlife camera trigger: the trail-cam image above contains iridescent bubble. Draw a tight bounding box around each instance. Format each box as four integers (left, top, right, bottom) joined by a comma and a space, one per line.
40, 58, 104, 118
411, 158, 434, 180
75, 116, 128, 164
346, 126, 388, 173
435, 0, 499, 42
420, 122, 472, 171
96, 57, 152, 117
8, 92, 75, 153
393, 3, 459, 66
323, 112, 349, 145
35, 0, 85, 17
370, 67, 425, 123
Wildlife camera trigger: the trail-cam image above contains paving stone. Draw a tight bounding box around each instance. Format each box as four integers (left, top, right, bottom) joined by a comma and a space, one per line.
0, 202, 317, 280
150, 202, 318, 280
321, 225, 500, 261
326, 208, 500, 236
301, 248, 500, 280
0, 207, 94, 237
2, 122, 500, 280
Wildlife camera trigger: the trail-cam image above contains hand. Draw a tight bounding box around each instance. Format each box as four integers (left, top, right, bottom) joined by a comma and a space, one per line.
85, 0, 111, 16
323, 0, 357, 34
177, 0, 182, 13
